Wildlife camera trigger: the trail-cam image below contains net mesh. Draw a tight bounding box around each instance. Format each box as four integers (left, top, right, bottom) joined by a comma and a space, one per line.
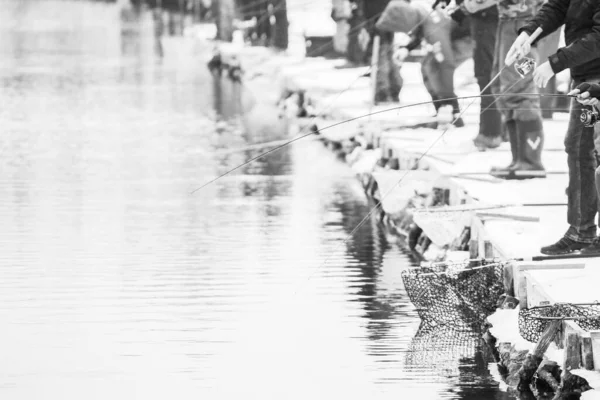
401, 260, 505, 330
518, 303, 600, 343
404, 323, 481, 380
412, 209, 472, 247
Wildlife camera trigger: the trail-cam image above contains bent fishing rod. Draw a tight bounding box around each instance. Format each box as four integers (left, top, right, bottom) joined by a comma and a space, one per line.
195, 26, 592, 195
190, 92, 575, 194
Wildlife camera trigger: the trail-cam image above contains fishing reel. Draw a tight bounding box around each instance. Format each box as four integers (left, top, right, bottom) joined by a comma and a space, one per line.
514, 57, 536, 78
580, 107, 600, 127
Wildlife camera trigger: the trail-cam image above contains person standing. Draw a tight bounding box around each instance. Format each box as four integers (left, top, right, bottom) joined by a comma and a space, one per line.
467, 5, 505, 149
378, 1, 471, 122
506, 0, 600, 255
464, 0, 546, 178
365, 0, 403, 103
433, 0, 503, 147
346, 0, 367, 65
331, 0, 352, 55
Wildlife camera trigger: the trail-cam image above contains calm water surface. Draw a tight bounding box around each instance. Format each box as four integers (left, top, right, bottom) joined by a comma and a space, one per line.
0, 1, 510, 399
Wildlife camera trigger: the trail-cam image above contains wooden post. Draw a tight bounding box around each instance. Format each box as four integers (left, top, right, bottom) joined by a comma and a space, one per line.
484, 240, 494, 259
517, 319, 562, 391
469, 239, 479, 259
214, 0, 235, 41
564, 332, 582, 370
591, 331, 600, 372
371, 35, 380, 106
272, 0, 288, 50
582, 336, 595, 370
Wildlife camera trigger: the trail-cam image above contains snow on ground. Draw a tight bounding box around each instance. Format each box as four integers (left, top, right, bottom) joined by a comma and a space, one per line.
488, 308, 536, 353
574, 370, 600, 390
583, 389, 600, 400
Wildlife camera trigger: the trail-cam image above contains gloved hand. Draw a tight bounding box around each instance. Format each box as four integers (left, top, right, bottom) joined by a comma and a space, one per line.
432, 0, 449, 9
393, 47, 410, 66
505, 31, 531, 66
568, 82, 600, 106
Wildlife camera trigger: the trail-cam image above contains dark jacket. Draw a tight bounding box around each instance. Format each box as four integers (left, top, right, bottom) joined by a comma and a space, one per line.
518, 0, 600, 79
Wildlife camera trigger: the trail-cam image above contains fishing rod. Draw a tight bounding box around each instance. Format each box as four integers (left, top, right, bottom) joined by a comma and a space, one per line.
480, 27, 543, 96
191, 66, 370, 194
191, 92, 575, 194
204, 7, 533, 164
501, 253, 600, 262
418, 202, 567, 213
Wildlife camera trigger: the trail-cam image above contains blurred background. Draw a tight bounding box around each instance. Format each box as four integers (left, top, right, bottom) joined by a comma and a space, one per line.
0, 1, 511, 399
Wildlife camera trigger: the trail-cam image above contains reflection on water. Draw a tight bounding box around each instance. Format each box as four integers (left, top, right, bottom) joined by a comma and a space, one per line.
0, 1, 510, 399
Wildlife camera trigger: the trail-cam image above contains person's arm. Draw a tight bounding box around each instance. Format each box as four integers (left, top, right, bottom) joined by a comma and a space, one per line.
545, 6, 600, 74
518, 0, 569, 44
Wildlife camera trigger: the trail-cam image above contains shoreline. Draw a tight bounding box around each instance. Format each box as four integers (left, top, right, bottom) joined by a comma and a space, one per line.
210, 36, 600, 398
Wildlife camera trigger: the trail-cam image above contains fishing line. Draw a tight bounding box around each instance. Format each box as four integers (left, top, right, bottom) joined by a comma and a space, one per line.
195, 6, 440, 193
192, 92, 572, 193
191, 67, 370, 194
297, 67, 569, 292
468, 77, 522, 118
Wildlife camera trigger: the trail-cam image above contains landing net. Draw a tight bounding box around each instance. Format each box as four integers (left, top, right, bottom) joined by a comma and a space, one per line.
401, 260, 505, 330
518, 303, 600, 343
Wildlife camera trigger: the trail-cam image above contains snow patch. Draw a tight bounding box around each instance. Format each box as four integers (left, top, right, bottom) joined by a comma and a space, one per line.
573, 369, 600, 390
582, 390, 600, 400
487, 308, 535, 353
350, 149, 381, 175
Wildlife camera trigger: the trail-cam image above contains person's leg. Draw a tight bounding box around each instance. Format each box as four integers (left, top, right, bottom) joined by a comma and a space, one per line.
492, 18, 545, 178
434, 63, 464, 127
380, 31, 402, 102
386, 33, 403, 101
421, 54, 439, 112
541, 79, 599, 254
470, 13, 503, 142
582, 115, 600, 253
490, 119, 518, 172
487, 19, 514, 161
374, 32, 392, 102
536, 29, 561, 119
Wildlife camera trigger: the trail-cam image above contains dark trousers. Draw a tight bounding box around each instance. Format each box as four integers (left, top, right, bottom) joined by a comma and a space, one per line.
422, 55, 459, 114
564, 78, 600, 243
536, 30, 561, 117
469, 12, 503, 137
492, 17, 543, 122
375, 31, 403, 102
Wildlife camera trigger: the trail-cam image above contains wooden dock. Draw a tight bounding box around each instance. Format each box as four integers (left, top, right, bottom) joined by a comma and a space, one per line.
273, 56, 600, 383
212, 40, 600, 392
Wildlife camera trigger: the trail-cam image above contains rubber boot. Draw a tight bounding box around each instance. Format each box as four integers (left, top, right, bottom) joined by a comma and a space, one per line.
508, 118, 546, 179
490, 119, 518, 176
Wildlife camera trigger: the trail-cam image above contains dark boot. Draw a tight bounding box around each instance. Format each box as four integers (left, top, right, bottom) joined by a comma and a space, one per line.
452, 114, 465, 127
490, 120, 517, 176
541, 236, 589, 255
581, 238, 600, 255
474, 134, 503, 151
508, 118, 546, 179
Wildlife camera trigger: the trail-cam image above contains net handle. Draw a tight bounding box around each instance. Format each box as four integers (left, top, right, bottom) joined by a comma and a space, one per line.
529, 301, 600, 310
533, 316, 594, 321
